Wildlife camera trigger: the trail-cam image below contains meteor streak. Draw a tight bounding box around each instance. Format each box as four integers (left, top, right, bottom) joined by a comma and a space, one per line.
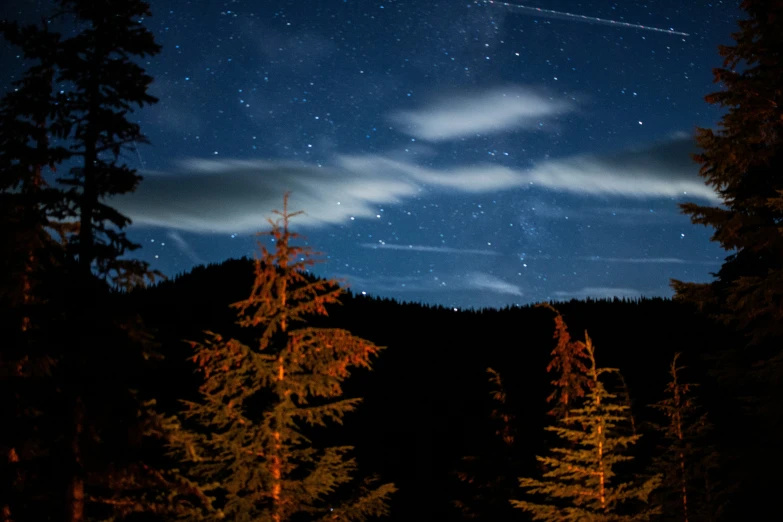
479, 1, 689, 37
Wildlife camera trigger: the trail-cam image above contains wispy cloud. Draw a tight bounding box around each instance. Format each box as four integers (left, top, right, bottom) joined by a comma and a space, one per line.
389, 86, 571, 141
116, 136, 714, 234
466, 272, 523, 296
525, 138, 719, 202
166, 230, 204, 264
116, 154, 527, 233
580, 256, 717, 265
335, 271, 522, 297
360, 243, 499, 256
335, 155, 527, 193
552, 287, 644, 300
118, 159, 419, 233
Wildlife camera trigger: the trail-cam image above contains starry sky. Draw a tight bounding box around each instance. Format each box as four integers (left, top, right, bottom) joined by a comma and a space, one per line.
3, 0, 744, 309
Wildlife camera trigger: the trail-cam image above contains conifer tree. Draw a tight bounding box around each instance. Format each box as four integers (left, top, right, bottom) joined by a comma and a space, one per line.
512, 327, 660, 521
165, 195, 396, 521
671, 1, 783, 346
3, 3, 166, 520
0, 19, 70, 312
539, 304, 591, 419
669, 1, 783, 512
51, 2, 163, 519
50, 0, 161, 288
0, 18, 72, 522
649, 354, 720, 522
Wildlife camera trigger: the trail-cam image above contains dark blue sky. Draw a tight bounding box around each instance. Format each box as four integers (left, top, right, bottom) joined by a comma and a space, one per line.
3, 1, 743, 309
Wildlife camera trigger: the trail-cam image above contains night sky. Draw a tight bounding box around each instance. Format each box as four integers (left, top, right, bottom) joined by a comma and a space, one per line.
3, 1, 744, 309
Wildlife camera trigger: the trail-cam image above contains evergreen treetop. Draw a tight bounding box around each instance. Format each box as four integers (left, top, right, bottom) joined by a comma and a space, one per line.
512, 327, 660, 521
166, 195, 396, 522
539, 303, 591, 419
671, 0, 783, 345
50, 0, 161, 288
0, 19, 71, 311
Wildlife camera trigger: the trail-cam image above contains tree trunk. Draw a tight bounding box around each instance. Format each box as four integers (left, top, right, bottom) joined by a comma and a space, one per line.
66, 396, 85, 522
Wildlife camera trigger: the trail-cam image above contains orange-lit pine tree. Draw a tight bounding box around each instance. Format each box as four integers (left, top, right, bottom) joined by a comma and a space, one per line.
512, 325, 660, 521
539, 304, 591, 420
649, 353, 720, 522
166, 194, 396, 521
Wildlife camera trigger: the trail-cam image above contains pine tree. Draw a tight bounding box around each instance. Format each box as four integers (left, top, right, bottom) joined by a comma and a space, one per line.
671, 1, 783, 346
539, 304, 591, 420
50, 2, 163, 519
165, 195, 396, 521
49, 0, 161, 288
0, 19, 70, 313
669, 1, 783, 513
3, 3, 166, 520
648, 354, 721, 522
0, 18, 73, 522
511, 328, 660, 521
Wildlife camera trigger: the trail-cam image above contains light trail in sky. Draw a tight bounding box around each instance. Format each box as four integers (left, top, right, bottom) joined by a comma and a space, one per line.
478, 1, 690, 37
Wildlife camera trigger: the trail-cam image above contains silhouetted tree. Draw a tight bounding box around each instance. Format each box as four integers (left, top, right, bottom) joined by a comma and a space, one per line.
51, 1, 163, 518
3, 2, 164, 520
0, 18, 71, 522
648, 354, 721, 522
670, 1, 783, 514
165, 195, 396, 521
671, 1, 783, 346
46, 0, 160, 287
0, 19, 70, 311
512, 328, 660, 521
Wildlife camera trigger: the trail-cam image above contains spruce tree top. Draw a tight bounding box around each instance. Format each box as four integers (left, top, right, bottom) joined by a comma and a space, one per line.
672, 0, 783, 344
53, 0, 161, 289
167, 195, 396, 521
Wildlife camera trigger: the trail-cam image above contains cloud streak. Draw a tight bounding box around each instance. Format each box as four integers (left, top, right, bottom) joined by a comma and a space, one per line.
525, 139, 719, 202
115, 137, 714, 234
580, 256, 717, 265
116, 155, 528, 233
360, 243, 499, 256
389, 86, 571, 141
466, 272, 523, 296
335, 271, 522, 297
167, 231, 204, 264
553, 287, 644, 300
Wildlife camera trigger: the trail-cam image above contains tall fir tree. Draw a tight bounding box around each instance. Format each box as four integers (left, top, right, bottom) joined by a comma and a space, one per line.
3, 2, 166, 520
512, 325, 660, 521
51, 0, 161, 288
0, 18, 70, 313
669, 1, 783, 513
0, 19, 71, 522
671, 1, 783, 346
648, 354, 721, 522
165, 195, 396, 521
